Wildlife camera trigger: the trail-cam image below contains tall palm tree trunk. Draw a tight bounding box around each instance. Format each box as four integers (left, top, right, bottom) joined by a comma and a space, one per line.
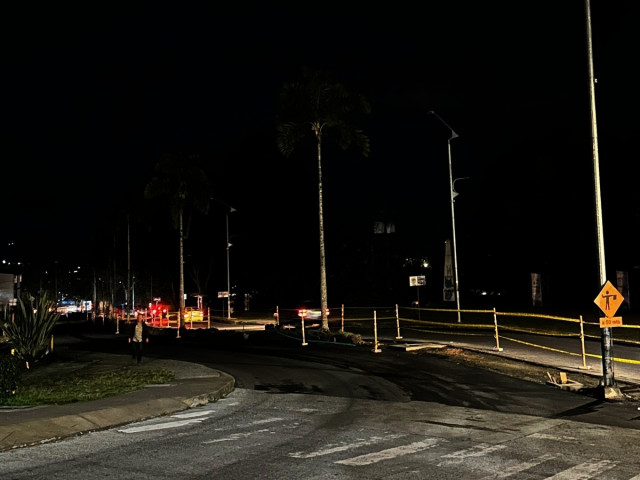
317, 136, 329, 330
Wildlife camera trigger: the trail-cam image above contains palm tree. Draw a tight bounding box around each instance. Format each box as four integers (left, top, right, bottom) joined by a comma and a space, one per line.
277, 68, 371, 330
144, 153, 211, 328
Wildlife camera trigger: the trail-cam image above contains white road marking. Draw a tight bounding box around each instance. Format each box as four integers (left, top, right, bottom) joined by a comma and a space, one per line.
335, 439, 441, 466
437, 443, 507, 466
203, 429, 271, 443
289, 434, 406, 459
479, 453, 556, 479
529, 433, 579, 442
171, 411, 214, 419
545, 460, 616, 479
119, 418, 205, 433
245, 417, 284, 426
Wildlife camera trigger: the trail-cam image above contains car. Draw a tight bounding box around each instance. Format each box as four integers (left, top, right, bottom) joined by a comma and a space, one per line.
150, 304, 169, 319
297, 307, 329, 321
183, 307, 204, 322
275, 304, 330, 329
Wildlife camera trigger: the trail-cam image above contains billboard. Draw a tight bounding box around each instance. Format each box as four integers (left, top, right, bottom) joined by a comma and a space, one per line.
443, 239, 455, 302
0, 273, 15, 306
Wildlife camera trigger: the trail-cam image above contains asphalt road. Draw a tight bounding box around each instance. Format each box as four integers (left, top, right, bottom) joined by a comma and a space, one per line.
3, 326, 640, 479
68, 325, 640, 429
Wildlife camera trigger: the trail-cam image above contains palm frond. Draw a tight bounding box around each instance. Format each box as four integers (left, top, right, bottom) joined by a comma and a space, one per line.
144, 153, 212, 229
276, 69, 371, 158
276, 121, 308, 157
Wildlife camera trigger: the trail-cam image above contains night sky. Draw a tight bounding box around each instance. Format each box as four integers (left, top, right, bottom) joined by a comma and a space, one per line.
2, 3, 639, 311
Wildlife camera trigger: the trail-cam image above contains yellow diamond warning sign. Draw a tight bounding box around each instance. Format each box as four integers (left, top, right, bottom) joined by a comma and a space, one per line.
594, 280, 624, 318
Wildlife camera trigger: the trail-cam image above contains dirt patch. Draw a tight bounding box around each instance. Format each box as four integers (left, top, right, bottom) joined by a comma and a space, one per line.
417, 346, 640, 402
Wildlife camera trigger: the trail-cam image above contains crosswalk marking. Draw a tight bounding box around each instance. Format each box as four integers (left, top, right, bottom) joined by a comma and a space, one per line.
171, 411, 213, 419
545, 460, 616, 479
438, 443, 508, 466
245, 417, 284, 426
289, 434, 406, 459
203, 429, 271, 443
114, 408, 628, 479
335, 439, 441, 466
479, 453, 556, 479
529, 432, 579, 443
119, 418, 205, 433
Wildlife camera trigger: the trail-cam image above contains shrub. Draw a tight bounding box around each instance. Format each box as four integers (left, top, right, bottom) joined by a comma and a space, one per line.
1, 292, 60, 369
0, 353, 19, 402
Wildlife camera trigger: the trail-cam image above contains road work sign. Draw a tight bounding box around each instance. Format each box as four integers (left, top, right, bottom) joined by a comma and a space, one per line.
594, 280, 623, 317
594, 280, 624, 327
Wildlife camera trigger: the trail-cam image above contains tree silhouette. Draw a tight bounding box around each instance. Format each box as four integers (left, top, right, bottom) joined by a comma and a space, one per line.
277, 68, 370, 329
144, 153, 211, 327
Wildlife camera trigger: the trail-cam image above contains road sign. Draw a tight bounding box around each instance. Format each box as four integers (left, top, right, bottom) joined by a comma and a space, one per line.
218, 291, 229, 298
600, 316, 623, 328
594, 280, 624, 318
409, 276, 426, 287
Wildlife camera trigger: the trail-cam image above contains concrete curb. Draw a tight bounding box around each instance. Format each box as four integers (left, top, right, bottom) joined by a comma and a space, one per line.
0, 371, 235, 451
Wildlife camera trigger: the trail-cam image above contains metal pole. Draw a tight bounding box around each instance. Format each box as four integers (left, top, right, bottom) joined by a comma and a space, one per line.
301, 312, 308, 346
584, 0, 619, 397
372, 310, 381, 353
395, 303, 402, 340
226, 207, 236, 320
127, 214, 131, 324
448, 136, 462, 323
226, 211, 231, 320
492, 308, 502, 351
429, 111, 461, 323
579, 315, 589, 370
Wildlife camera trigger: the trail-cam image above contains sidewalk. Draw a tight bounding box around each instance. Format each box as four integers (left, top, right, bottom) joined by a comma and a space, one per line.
0, 350, 235, 452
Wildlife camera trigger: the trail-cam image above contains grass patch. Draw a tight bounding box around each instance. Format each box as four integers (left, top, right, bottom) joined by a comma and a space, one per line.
290, 328, 364, 345
2, 368, 175, 406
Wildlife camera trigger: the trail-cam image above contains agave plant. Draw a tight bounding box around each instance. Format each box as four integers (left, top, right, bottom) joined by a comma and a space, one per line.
2, 292, 60, 369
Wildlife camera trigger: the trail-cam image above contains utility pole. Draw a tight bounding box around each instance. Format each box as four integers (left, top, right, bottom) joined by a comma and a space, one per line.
226, 206, 236, 319
127, 214, 131, 324
178, 208, 184, 338
584, 0, 621, 399
429, 110, 462, 322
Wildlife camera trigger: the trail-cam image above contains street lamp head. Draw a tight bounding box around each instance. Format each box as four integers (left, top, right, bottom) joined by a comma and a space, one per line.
428, 110, 458, 140
451, 177, 471, 196
210, 196, 236, 213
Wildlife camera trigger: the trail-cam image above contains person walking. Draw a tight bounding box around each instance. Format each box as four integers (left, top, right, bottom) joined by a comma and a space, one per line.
128, 315, 149, 364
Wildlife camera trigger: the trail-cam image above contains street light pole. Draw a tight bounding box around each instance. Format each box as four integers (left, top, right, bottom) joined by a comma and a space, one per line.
226, 206, 236, 320
584, 0, 621, 399
429, 111, 462, 323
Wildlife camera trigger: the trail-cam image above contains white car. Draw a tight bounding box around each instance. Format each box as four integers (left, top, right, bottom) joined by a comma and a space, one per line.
297, 307, 329, 321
